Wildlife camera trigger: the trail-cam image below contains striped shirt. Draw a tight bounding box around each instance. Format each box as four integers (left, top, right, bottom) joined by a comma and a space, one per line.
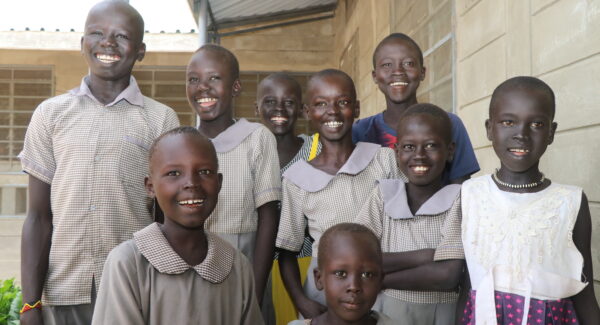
356, 181, 463, 304
276, 142, 402, 257
205, 118, 282, 234
19, 76, 180, 305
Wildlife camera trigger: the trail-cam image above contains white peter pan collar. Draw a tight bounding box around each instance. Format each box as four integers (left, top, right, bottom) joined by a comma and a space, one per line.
378, 179, 460, 219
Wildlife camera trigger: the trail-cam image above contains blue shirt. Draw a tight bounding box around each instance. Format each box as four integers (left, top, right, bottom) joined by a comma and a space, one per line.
352, 111, 480, 183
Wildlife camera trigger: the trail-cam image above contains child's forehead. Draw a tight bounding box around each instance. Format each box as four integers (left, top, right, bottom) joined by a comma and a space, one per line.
376, 38, 419, 57
86, 2, 142, 29
154, 134, 216, 161
308, 75, 354, 97
492, 88, 553, 117
189, 50, 234, 72
259, 78, 299, 95
323, 232, 378, 259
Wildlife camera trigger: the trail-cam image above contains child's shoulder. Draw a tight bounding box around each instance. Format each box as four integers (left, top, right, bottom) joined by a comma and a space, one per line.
141, 95, 179, 115
354, 112, 383, 127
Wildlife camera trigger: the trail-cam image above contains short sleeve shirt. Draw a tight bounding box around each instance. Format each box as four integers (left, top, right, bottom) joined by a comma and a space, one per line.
19, 76, 180, 305
276, 142, 404, 257
352, 111, 480, 182
355, 180, 463, 304
205, 119, 282, 234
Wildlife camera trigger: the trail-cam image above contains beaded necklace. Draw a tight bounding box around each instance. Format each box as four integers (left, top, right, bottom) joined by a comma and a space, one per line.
492, 168, 545, 189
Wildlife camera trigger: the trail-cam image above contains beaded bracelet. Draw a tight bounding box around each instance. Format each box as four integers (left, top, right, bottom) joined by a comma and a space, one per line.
20, 300, 42, 314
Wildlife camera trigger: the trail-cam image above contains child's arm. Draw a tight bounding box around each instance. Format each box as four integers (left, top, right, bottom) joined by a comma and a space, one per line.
382, 249, 435, 273
91, 242, 144, 325
455, 267, 471, 324
571, 192, 600, 324
382, 259, 464, 291
20, 176, 52, 325
279, 249, 327, 318
253, 201, 279, 305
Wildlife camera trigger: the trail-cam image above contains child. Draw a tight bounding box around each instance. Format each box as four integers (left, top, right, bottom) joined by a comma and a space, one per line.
19, 1, 179, 324
459, 76, 600, 324
356, 103, 465, 324
92, 127, 263, 324
353, 33, 479, 184
288, 223, 394, 325
276, 69, 403, 319
186, 44, 281, 305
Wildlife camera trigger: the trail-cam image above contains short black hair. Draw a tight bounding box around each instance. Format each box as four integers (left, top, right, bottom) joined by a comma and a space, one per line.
307, 69, 357, 100
317, 223, 382, 269
194, 44, 240, 80
489, 76, 556, 119
372, 33, 424, 69
258, 72, 302, 101
87, 0, 145, 44
148, 126, 217, 172
397, 103, 452, 144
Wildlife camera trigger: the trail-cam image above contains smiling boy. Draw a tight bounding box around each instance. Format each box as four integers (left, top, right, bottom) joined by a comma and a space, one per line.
19, 1, 179, 324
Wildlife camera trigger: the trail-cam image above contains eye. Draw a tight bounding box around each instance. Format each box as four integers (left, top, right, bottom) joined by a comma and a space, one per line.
333, 270, 347, 278
315, 101, 327, 107
530, 121, 544, 128
284, 100, 295, 107
209, 75, 220, 81
403, 60, 416, 68
338, 99, 349, 106
361, 271, 374, 279
115, 34, 129, 40
425, 143, 437, 150
198, 169, 213, 175
500, 120, 514, 127
89, 31, 102, 36
381, 62, 392, 68
400, 144, 415, 151
188, 77, 199, 84
264, 99, 276, 106
166, 170, 180, 177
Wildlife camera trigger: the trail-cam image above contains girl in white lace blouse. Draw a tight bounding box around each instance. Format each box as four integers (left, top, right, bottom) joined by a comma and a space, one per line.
458, 76, 600, 325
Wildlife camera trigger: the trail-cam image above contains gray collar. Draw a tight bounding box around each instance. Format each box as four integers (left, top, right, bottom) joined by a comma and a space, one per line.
210, 118, 261, 153
70, 76, 144, 107
283, 142, 380, 192
378, 180, 460, 219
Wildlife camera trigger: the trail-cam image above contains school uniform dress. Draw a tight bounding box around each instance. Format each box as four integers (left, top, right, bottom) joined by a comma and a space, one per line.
19, 76, 179, 323
460, 175, 587, 325
276, 142, 403, 305
356, 181, 463, 325
287, 311, 395, 325
92, 223, 264, 325
352, 111, 479, 182
205, 118, 282, 260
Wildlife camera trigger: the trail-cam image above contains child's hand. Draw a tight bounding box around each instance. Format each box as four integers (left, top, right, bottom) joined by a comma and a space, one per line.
298, 297, 327, 319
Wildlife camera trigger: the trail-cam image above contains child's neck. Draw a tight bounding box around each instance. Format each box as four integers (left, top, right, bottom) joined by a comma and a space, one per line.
198, 114, 235, 139
274, 132, 303, 168
495, 164, 551, 193
85, 74, 131, 105
382, 96, 418, 130
405, 179, 444, 215
308, 136, 355, 175
159, 222, 208, 266
312, 311, 376, 325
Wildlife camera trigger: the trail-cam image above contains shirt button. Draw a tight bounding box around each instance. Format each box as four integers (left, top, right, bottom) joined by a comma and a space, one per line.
90, 205, 96, 211
94, 156, 100, 162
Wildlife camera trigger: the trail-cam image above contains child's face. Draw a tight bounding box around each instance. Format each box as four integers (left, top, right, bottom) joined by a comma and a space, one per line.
396, 115, 454, 186
315, 232, 382, 323
486, 89, 557, 173
305, 75, 359, 142
256, 78, 302, 136
145, 134, 222, 230
186, 50, 241, 122
81, 2, 145, 83
372, 38, 425, 104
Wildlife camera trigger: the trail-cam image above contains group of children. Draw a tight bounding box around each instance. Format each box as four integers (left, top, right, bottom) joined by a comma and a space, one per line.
18, 1, 599, 325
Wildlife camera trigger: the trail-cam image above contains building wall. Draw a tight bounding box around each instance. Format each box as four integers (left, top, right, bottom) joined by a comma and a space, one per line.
454, 0, 600, 300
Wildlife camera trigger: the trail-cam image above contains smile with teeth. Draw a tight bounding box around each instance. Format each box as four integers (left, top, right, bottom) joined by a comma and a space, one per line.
196, 98, 218, 107
389, 81, 408, 87
508, 148, 529, 155
95, 53, 121, 63
271, 116, 288, 125
324, 121, 343, 128
178, 199, 204, 206
411, 166, 430, 173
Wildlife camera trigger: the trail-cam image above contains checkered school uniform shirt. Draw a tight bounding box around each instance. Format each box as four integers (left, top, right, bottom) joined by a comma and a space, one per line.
356, 181, 464, 304
134, 223, 234, 282
205, 118, 282, 234
19, 76, 180, 305
276, 142, 404, 257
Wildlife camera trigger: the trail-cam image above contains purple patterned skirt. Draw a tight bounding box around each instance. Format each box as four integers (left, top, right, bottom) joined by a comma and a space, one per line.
460, 290, 579, 325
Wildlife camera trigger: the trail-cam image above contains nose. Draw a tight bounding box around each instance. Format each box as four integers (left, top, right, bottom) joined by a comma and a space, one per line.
100, 34, 117, 47
346, 274, 362, 293
391, 63, 406, 76
183, 173, 202, 190
512, 123, 530, 142
414, 145, 426, 159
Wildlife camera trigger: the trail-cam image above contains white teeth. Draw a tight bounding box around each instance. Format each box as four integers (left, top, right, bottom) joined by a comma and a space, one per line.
509, 149, 529, 153
324, 121, 343, 128
196, 98, 217, 103
96, 54, 120, 63
390, 81, 408, 87
178, 199, 204, 205
413, 166, 429, 172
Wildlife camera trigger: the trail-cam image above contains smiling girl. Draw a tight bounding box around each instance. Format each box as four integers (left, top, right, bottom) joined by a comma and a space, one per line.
275, 69, 403, 319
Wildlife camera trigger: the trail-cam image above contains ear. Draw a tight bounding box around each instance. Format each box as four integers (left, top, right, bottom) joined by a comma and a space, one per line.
548, 121, 557, 144
485, 119, 492, 141
80, 36, 85, 55
254, 101, 259, 117
314, 267, 324, 291
136, 42, 146, 62
216, 173, 223, 194
371, 69, 377, 83
302, 103, 310, 120
447, 141, 456, 163
354, 100, 360, 119
420, 66, 427, 81
232, 79, 242, 97
144, 175, 155, 197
